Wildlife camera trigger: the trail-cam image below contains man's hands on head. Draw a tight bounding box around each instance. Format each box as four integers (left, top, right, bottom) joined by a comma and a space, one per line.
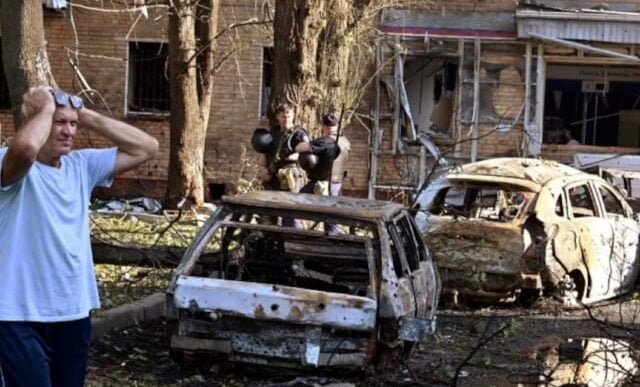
21, 86, 55, 120
2, 86, 57, 186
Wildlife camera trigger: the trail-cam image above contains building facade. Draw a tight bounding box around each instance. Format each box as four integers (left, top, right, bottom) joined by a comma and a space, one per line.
1, 0, 639, 201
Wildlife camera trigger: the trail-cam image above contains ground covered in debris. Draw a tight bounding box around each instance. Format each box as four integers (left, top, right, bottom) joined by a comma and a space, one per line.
86, 211, 640, 386
86, 297, 640, 386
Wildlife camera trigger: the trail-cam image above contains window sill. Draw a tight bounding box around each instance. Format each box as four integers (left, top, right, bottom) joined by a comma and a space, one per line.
126, 111, 170, 121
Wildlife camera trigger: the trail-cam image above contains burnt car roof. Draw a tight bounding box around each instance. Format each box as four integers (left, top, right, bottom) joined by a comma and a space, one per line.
446, 158, 587, 191
223, 191, 405, 222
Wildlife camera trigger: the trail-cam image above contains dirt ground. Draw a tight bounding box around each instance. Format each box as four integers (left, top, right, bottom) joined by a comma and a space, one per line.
86, 295, 640, 387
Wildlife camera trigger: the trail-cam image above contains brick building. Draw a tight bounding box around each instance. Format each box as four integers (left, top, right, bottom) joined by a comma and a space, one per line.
371, 0, 640, 200
1, 1, 639, 202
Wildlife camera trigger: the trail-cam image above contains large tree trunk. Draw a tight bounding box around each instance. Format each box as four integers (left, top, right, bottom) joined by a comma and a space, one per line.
165, 0, 218, 208
0, 0, 56, 128
271, 0, 364, 137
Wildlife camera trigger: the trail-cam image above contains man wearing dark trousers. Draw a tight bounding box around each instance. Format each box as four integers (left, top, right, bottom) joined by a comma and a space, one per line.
0, 86, 158, 387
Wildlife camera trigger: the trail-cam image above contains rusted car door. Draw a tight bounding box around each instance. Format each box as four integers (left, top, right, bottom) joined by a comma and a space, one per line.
565, 182, 616, 301
386, 213, 439, 339
594, 183, 640, 293
549, 190, 582, 278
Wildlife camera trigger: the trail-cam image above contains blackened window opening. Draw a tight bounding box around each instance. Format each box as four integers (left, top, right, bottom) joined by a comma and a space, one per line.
128, 41, 170, 113
0, 40, 10, 110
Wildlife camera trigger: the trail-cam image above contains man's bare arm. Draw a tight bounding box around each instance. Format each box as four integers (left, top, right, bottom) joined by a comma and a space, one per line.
78, 108, 159, 176
1, 87, 55, 187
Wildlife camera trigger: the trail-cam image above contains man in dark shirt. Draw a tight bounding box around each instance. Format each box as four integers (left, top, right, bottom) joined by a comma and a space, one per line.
261, 103, 308, 192
296, 113, 350, 233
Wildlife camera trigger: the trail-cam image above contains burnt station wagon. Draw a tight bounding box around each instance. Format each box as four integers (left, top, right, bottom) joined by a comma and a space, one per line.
413, 158, 640, 306
166, 191, 441, 369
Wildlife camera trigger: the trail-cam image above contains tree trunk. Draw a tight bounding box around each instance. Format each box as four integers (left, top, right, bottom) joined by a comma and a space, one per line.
165, 0, 219, 208
271, 0, 364, 137
0, 0, 56, 128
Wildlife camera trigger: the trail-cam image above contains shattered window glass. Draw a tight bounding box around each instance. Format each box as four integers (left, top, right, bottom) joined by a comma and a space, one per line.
428, 184, 529, 222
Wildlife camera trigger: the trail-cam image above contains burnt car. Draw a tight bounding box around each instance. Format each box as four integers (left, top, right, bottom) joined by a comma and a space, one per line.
413, 158, 640, 306
165, 191, 440, 370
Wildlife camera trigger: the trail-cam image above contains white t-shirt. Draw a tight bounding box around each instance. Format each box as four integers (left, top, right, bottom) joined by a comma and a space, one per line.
0, 147, 117, 322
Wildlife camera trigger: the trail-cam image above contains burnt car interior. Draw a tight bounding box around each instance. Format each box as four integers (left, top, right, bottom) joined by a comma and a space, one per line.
429, 183, 532, 222
190, 211, 378, 299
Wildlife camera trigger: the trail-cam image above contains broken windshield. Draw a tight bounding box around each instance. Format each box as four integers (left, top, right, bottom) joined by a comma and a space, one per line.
187, 210, 377, 298
428, 183, 533, 222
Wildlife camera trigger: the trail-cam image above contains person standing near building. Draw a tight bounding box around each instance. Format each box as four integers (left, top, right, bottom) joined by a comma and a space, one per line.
296, 113, 350, 197
295, 113, 350, 234
259, 103, 309, 193
0, 86, 158, 387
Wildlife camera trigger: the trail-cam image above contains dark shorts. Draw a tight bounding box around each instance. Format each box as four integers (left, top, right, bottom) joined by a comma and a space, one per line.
0, 318, 91, 387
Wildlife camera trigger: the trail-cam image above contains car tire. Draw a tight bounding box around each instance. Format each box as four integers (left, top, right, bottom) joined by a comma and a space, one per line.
517, 288, 541, 307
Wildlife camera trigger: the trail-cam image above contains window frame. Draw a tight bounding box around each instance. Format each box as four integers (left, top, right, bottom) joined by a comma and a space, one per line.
259, 46, 273, 120
565, 182, 601, 219
0, 38, 11, 111
596, 183, 629, 219
125, 39, 170, 117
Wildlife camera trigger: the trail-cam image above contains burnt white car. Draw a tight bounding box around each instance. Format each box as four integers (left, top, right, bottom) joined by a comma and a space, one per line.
166, 191, 440, 370
413, 158, 640, 306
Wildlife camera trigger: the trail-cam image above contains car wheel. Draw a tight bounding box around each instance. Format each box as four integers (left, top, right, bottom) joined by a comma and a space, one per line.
373, 342, 403, 373
169, 349, 214, 373
517, 288, 541, 307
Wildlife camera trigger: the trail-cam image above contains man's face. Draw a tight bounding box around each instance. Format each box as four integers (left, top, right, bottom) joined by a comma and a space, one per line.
41, 106, 78, 158
276, 109, 294, 129
324, 125, 337, 136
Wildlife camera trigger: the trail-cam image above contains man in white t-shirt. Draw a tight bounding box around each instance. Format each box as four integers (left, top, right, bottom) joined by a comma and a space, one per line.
0, 86, 158, 387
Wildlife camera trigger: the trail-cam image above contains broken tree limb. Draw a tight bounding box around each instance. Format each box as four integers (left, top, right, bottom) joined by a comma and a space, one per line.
91, 239, 186, 267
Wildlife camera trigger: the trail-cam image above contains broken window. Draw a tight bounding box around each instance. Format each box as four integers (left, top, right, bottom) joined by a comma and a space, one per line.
568, 184, 597, 218
260, 46, 273, 119
555, 195, 566, 217
389, 215, 420, 272
404, 58, 457, 134
0, 39, 10, 110
127, 41, 170, 114
428, 184, 530, 222
544, 64, 640, 147
598, 186, 625, 218
192, 210, 377, 298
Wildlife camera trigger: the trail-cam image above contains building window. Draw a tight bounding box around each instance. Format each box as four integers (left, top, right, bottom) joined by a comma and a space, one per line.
260, 46, 273, 119
0, 40, 11, 110
544, 64, 640, 147
127, 41, 170, 114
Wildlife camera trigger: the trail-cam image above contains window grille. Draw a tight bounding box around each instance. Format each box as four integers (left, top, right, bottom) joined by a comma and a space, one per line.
0, 40, 10, 110
260, 46, 273, 119
128, 41, 170, 114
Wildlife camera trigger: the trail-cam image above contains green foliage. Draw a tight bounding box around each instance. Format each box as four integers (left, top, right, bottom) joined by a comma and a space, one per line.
93, 264, 173, 311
